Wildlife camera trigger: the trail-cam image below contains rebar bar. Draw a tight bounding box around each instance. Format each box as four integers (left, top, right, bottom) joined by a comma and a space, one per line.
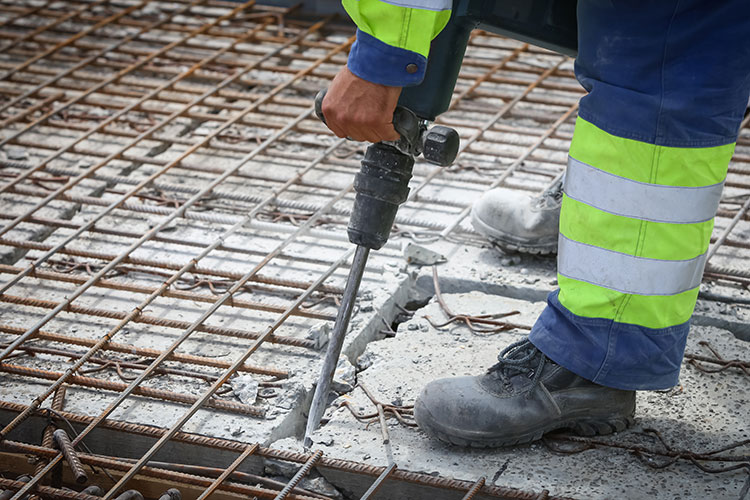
32, 385, 66, 481
0, 264, 334, 320
0, 403, 564, 499
0, 294, 315, 349
0, 363, 265, 416
0, 0, 206, 116
0, 478, 100, 500
194, 444, 258, 500
460, 477, 486, 500
0, 324, 286, 378
111, 458, 327, 500
0, 233, 344, 294
51, 430, 87, 484
358, 463, 396, 500
0, 442, 324, 500
273, 450, 323, 500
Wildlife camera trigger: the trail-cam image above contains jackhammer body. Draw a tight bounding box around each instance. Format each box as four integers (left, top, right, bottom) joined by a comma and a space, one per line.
400, 0, 578, 121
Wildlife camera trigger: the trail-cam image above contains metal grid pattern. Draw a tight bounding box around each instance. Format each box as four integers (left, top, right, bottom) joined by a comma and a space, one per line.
0, 0, 747, 499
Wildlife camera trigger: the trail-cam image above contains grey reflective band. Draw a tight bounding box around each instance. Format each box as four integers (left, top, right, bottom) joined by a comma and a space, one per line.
378, 0, 452, 10
558, 235, 705, 296
565, 156, 724, 224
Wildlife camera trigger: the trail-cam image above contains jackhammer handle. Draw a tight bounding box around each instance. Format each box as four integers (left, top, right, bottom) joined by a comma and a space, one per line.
314, 89, 328, 125
314, 89, 459, 166
314, 89, 416, 137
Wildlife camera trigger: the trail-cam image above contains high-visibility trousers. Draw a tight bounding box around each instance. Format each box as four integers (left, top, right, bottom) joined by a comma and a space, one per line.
528, 0, 750, 390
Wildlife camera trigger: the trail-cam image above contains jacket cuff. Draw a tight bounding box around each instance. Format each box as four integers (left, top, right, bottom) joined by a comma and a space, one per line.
347, 29, 427, 87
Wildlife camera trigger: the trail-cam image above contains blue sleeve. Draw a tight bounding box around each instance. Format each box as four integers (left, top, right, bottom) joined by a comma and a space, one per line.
347, 29, 427, 87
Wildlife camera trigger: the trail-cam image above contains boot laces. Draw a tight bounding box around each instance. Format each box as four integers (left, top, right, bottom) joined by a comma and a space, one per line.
534, 178, 564, 210
487, 339, 548, 397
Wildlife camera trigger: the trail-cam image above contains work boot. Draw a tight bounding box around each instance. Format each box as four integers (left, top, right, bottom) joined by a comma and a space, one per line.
414, 339, 635, 448
470, 179, 562, 255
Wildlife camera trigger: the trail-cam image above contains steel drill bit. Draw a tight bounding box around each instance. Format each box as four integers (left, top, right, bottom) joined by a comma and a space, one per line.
304, 245, 370, 448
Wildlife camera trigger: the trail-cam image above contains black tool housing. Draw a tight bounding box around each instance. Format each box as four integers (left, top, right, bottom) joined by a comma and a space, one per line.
348, 144, 414, 250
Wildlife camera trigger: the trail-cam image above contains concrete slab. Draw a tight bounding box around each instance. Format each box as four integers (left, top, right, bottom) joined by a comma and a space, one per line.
292, 291, 750, 500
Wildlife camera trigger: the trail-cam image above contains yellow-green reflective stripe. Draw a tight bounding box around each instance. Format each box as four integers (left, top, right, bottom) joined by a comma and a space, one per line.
343, 0, 451, 57
560, 195, 715, 261
558, 234, 705, 296
565, 156, 723, 224
569, 118, 734, 187
558, 275, 699, 329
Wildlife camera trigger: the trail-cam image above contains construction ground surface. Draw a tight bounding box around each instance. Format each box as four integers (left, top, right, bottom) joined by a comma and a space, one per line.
0, 1, 748, 499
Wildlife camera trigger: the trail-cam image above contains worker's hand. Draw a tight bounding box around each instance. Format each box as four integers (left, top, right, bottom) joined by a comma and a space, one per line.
322, 67, 402, 143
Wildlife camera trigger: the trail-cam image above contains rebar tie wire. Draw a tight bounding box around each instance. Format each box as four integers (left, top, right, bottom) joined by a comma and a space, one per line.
544, 429, 750, 500
425, 265, 531, 335
685, 340, 750, 377
334, 383, 417, 430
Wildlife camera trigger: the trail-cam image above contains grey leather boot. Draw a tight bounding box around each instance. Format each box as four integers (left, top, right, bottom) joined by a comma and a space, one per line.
470, 179, 562, 255
414, 339, 635, 448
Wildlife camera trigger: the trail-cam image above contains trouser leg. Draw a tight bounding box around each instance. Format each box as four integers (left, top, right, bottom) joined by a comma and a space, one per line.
528, 0, 750, 390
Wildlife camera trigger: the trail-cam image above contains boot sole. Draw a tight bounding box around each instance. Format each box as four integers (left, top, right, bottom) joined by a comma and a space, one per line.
470, 207, 557, 256
414, 399, 634, 449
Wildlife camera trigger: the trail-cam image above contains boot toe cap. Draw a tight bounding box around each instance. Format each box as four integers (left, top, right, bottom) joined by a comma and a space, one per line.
415, 376, 512, 441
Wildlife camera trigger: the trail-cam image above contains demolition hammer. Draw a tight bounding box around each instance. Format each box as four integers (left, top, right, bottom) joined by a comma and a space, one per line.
304, 0, 578, 447
303, 91, 460, 447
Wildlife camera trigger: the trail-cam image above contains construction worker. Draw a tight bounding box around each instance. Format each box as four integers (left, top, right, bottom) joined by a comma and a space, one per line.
322, 1, 750, 447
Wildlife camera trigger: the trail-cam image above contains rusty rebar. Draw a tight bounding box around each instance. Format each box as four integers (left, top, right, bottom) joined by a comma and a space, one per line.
274, 450, 323, 500
0, 0, 207, 116
359, 463, 397, 500
112, 458, 327, 500
685, 341, 750, 376
0, 402, 561, 499
0, 324, 286, 378
0, 233, 343, 295
0, 442, 323, 500
195, 444, 258, 500
544, 431, 750, 466
33, 386, 66, 482
0, 294, 315, 350
0, 29, 352, 455
0, 342, 245, 384
0, 263, 334, 321
51, 430, 87, 484
460, 477, 486, 500
0, 478, 100, 500
0, 0, 110, 59
428, 266, 531, 334
0, 363, 265, 416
